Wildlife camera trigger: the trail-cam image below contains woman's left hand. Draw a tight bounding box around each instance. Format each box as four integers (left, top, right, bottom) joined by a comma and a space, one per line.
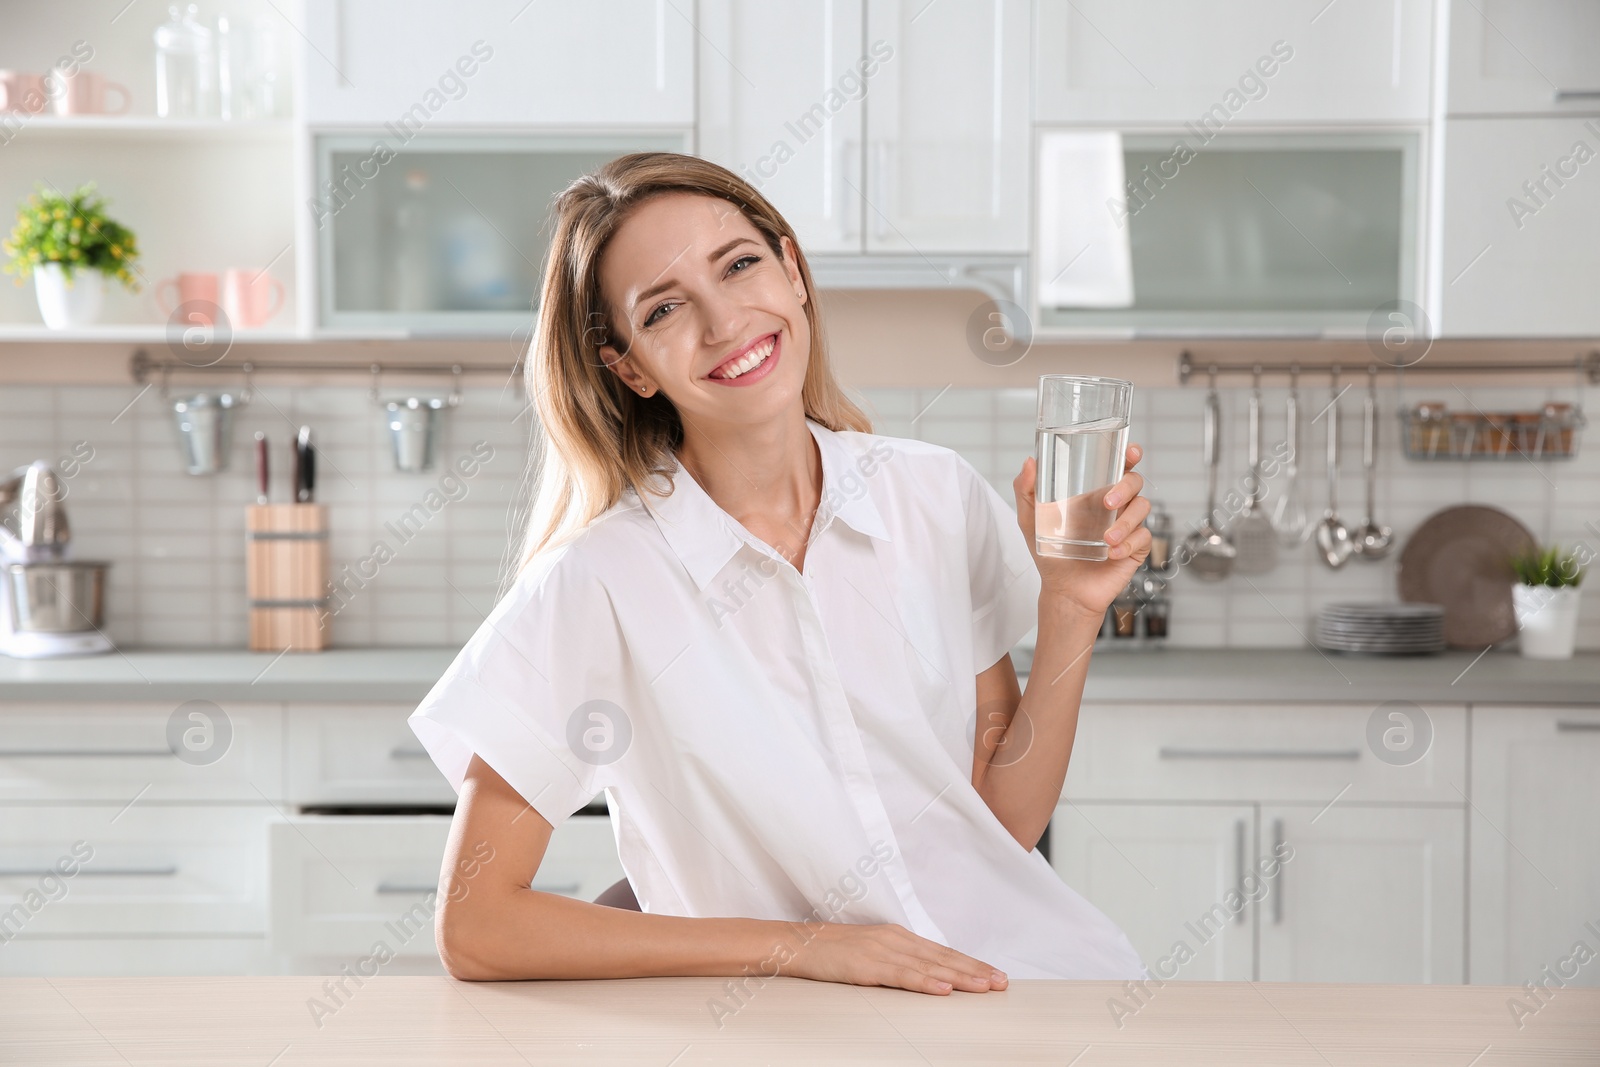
1013, 443, 1152, 618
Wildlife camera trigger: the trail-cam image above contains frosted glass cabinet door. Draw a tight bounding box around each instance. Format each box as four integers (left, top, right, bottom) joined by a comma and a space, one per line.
697, 0, 866, 254
1438, 117, 1600, 336
1256, 806, 1465, 984
299, 0, 694, 126
863, 0, 1031, 253
1447, 0, 1600, 114
1034, 0, 1435, 124
1051, 802, 1256, 981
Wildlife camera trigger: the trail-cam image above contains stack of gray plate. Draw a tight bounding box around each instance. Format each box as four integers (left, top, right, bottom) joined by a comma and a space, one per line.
1314, 602, 1446, 654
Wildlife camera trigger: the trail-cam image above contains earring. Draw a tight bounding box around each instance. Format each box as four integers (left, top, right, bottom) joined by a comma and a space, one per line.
640, 386, 653, 397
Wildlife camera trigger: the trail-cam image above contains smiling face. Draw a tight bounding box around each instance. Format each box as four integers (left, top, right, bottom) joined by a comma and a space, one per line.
595, 191, 811, 433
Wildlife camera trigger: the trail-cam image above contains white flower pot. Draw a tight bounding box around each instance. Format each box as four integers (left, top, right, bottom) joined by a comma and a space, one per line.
1512, 584, 1582, 660
33, 262, 105, 329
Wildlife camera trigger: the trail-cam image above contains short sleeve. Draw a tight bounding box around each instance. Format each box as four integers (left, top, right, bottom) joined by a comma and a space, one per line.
408, 545, 624, 828
956, 454, 1041, 671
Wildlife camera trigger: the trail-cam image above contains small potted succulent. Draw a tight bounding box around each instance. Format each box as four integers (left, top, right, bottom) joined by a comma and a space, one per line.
1510, 543, 1588, 660
3, 182, 140, 329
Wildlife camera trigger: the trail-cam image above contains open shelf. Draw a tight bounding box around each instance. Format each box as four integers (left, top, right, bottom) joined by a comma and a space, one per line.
3, 116, 293, 140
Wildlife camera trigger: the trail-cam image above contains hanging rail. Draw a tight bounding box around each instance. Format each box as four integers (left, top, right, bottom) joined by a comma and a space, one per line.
1176, 350, 1600, 385
130, 348, 519, 384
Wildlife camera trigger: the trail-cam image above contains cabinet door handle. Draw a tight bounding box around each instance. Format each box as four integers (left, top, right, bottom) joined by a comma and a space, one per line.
1556, 721, 1600, 732
1233, 818, 1245, 925
531, 880, 582, 896
1160, 747, 1361, 761
1271, 818, 1285, 925
375, 880, 438, 895
1555, 89, 1600, 101
388, 746, 431, 760
0, 865, 177, 877
0, 748, 172, 758
837, 138, 858, 241
871, 140, 891, 241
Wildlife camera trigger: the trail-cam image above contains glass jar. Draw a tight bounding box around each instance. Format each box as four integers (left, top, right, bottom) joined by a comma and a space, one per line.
154, 4, 215, 118
1409, 402, 1448, 456
1142, 597, 1170, 639
1145, 502, 1172, 571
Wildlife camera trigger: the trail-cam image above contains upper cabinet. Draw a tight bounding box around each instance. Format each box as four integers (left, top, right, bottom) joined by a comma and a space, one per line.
1035, 0, 1437, 125
1437, 116, 1600, 336
697, 0, 866, 255
1447, 0, 1600, 115
698, 0, 1030, 257
297, 0, 695, 127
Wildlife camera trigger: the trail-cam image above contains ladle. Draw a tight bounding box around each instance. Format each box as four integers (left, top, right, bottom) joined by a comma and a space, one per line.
1354, 365, 1394, 559
1315, 367, 1355, 569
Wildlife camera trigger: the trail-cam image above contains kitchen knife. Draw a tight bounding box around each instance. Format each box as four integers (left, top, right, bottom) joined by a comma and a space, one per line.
296, 425, 315, 503
254, 431, 268, 505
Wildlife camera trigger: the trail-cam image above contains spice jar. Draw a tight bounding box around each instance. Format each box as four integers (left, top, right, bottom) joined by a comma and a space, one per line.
1482, 413, 1514, 457
1449, 412, 1480, 457
1409, 402, 1448, 456
1511, 411, 1543, 456
1137, 572, 1170, 640
1146, 502, 1172, 571
1543, 402, 1576, 456
1111, 582, 1139, 638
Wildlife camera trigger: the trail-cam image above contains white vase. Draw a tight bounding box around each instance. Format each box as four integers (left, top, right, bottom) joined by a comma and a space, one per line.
33, 262, 106, 329
1512, 584, 1582, 660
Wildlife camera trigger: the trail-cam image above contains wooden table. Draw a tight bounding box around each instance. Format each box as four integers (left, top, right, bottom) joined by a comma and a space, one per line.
4, 977, 1597, 1065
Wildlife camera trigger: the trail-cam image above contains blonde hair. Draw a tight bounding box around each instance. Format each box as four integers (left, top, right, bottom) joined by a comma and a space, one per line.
510, 151, 871, 581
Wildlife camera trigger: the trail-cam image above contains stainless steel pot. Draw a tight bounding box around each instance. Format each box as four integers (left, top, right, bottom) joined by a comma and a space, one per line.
3, 561, 107, 633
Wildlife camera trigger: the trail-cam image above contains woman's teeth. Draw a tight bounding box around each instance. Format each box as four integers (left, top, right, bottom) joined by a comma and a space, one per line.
713, 336, 776, 379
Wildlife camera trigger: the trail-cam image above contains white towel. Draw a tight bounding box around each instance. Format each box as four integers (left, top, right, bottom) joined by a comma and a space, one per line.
1037, 130, 1135, 309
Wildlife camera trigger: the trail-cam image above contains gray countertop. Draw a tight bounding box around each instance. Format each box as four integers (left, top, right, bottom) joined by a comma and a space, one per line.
0, 646, 1595, 705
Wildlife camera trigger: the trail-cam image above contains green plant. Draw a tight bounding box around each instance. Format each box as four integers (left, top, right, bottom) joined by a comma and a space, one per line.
1510, 543, 1588, 588
2, 182, 140, 291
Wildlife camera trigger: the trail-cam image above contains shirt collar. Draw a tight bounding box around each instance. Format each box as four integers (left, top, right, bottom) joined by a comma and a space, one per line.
637, 417, 892, 591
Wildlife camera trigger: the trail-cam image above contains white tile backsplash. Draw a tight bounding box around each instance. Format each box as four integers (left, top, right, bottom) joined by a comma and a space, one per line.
0, 380, 1593, 651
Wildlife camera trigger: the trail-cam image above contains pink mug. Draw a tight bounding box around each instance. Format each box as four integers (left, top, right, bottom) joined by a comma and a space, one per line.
50, 69, 130, 116
157, 273, 221, 325
0, 71, 49, 114
221, 268, 285, 328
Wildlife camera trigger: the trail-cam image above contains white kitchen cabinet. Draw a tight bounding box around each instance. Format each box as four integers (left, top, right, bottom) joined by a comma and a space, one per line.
1051, 802, 1255, 981
296, 0, 695, 127
287, 704, 452, 805
1034, 0, 1436, 124
268, 813, 623, 966
864, 0, 1031, 252
1469, 705, 1600, 987
1257, 805, 1465, 984
0, 804, 269, 937
1437, 116, 1600, 336
1062, 703, 1467, 804
697, 0, 867, 254
698, 0, 1029, 256
0, 703, 284, 803
1447, 0, 1600, 115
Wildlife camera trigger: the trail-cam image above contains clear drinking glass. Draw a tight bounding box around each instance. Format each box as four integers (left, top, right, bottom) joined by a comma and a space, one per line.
1035, 375, 1134, 561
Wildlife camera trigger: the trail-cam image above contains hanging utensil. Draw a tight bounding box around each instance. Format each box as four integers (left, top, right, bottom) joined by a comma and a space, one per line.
1273, 365, 1311, 546
1354, 365, 1393, 559
1231, 365, 1279, 575
1315, 368, 1354, 569
1181, 367, 1236, 581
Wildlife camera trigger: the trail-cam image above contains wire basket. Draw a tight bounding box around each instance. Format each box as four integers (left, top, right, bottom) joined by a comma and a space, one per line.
1399, 402, 1584, 460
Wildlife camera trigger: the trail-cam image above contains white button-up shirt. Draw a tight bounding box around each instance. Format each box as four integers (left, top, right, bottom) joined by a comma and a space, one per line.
410, 417, 1145, 979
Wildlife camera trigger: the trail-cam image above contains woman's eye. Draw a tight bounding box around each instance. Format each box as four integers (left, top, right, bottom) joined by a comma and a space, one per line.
728, 254, 760, 274
643, 302, 675, 327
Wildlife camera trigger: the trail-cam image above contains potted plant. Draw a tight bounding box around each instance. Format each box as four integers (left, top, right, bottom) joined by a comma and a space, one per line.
1510, 543, 1588, 660
3, 182, 140, 329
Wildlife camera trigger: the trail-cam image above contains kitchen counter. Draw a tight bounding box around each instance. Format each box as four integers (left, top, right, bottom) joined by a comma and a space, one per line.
6, 976, 1596, 1065
0, 646, 1596, 705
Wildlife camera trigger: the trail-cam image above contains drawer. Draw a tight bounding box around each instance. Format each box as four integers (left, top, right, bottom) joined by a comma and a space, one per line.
1062, 703, 1468, 803
0, 936, 270, 977
268, 814, 622, 957
0, 805, 269, 936
286, 705, 453, 806
0, 702, 284, 802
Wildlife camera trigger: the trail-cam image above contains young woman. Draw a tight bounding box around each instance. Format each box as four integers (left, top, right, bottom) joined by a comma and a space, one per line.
409, 152, 1153, 996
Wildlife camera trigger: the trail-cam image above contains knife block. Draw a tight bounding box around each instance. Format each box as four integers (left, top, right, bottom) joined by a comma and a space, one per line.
246, 504, 329, 651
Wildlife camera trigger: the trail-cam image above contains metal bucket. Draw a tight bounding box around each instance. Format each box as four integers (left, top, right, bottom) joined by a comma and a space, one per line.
172, 392, 244, 474
385, 397, 446, 472
3, 560, 108, 633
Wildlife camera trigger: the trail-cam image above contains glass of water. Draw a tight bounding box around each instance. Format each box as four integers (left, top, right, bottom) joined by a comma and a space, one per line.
1035, 375, 1134, 561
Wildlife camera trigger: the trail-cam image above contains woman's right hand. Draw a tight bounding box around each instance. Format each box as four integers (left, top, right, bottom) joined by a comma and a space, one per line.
779, 921, 1008, 995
